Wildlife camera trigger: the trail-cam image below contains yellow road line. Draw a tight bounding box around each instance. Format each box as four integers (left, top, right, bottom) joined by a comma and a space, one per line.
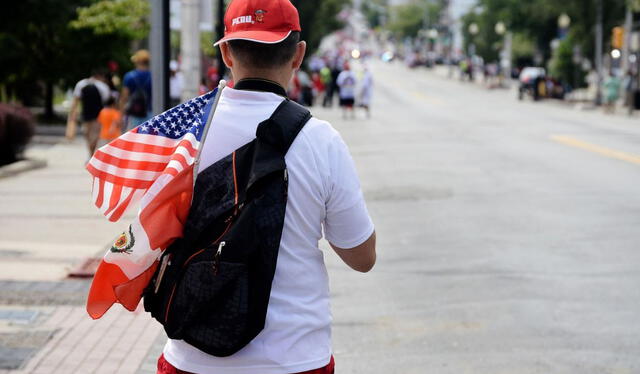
411, 90, 445, 105
551, 135, 640, 165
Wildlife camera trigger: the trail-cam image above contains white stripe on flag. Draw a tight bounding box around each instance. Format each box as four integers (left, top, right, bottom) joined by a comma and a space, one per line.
92, 177, 100, 205
105, 186, 133, 220
119, 131, 200, 150
99, 182, 114, 215
99, 144, 171, 163
166, 159, 186, 175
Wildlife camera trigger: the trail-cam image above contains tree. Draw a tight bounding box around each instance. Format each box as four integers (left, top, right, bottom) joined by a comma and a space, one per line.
291, 0, 351, 58
70, 0, 150, 40
460, 0, 628, 69
0, 0, 150, 120
386, 0, 442, 39
361, 0, 389, 30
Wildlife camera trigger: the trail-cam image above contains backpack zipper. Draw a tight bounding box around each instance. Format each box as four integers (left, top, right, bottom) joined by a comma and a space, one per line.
212, 241, 225, 275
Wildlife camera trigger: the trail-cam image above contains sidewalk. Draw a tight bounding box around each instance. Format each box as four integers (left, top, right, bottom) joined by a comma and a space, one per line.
0, 136, 164, 373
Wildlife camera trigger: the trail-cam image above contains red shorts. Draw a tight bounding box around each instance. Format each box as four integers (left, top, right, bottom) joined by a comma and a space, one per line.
157, 354, 335, 374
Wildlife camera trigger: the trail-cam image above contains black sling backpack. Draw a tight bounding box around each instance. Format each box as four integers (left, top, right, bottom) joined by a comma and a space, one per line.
143, 99, 311, 357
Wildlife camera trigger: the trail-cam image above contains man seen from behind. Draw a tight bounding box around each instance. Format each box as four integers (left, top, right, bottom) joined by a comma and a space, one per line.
157, 0, 376, 373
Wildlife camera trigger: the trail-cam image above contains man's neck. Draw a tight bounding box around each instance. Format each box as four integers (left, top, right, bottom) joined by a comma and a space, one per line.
234, 78, 287, 97
230, 68, 292, 90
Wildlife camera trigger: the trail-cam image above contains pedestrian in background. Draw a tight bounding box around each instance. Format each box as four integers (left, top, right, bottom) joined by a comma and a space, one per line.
66, 68, 110, 157
623, 69, 638, 116
120, 49, 152, 131
602, 72, 621, 114
336, 61, 357, 119
358, 65, 373, 118
96, 97, 122, 148
169, 60, 183, 107
311, 71, 325, 106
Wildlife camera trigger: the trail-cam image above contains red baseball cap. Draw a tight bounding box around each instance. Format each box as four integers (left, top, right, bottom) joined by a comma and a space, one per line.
213, 0, 301, 46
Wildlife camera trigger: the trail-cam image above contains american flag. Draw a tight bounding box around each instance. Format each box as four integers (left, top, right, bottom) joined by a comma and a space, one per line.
86, 89, 218, 319
86, 90, 216, 222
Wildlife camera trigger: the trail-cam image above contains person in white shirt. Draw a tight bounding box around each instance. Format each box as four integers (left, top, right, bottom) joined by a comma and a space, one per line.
158, 0, 376, 373
357, 65, 374, 118
169, 60, 184, 107
336, 62, 357, 119
66, 69, 111, 157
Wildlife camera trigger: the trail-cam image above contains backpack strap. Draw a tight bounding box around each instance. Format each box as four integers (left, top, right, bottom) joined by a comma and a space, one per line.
242, 100, 311, 194
256, 99, 311, 154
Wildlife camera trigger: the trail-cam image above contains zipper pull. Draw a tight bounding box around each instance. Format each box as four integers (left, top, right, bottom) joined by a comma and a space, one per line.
213, 241, 225, 275
154, 253, 171, 294
284, 168, 288, 182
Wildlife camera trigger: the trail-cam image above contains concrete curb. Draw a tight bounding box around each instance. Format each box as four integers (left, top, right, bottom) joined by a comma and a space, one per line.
0, 158, 47, 179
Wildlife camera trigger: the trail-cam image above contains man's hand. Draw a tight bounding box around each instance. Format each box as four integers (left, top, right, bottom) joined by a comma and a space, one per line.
330, 231, 376, 273
66, 97, 79, 140
65, 119, 77, 140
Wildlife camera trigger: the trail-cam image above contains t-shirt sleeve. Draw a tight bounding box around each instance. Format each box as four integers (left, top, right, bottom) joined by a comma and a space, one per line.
323, 131, 374, 249
122, 72, 136, 92
72, 80, 84, 98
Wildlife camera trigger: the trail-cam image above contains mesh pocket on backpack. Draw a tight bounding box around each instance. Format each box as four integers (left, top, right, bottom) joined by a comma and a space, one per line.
171, 261, 250, 355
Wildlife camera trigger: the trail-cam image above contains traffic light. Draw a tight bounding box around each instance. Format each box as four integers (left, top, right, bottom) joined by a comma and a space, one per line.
612, 26, 624, 49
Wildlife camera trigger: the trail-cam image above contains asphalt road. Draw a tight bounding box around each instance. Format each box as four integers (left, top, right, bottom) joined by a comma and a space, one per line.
316, 61, 640, 374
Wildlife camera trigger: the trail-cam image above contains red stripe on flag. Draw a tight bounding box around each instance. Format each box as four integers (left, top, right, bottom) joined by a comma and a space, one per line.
93, 150, 168, 173
95, 178, 105, 209
108, 188, 137, 222
108, 137, 198, 158
104, 184, 123, 216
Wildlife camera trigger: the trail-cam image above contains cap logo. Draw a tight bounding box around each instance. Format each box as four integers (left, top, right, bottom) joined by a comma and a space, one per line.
254, 9, 267, 23
232, 15, 253, 26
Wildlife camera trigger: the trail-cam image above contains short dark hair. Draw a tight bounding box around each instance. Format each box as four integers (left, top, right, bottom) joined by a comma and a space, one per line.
227, 31, 300, 69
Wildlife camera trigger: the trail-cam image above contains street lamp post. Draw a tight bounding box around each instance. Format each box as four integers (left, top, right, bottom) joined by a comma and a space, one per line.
468, 22, 479, 57
557, 13, 571, 40
595, 0, 604, 105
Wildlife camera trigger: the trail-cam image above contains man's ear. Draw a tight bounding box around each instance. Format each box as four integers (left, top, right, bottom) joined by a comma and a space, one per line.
292, 41, 306, 70
219, 42, 234, 68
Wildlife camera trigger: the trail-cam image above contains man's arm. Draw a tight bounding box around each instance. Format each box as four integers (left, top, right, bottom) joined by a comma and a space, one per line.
118, 87, 130, 112
330, 230, 376, 273
65, 97, 80, 140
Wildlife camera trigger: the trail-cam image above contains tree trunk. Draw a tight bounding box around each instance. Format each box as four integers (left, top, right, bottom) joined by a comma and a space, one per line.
44, 81, 54, 119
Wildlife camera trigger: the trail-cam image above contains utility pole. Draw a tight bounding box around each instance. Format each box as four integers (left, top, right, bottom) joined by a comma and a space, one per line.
216, 0, 225, 79
150, 0, 170, 114
595, 0, 604, 105
622, 1, 634, 74
181, 0, 201, 102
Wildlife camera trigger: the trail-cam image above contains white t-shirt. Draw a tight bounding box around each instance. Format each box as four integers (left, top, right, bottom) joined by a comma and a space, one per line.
163, 87, 374, 373
336, 71, 357, 99
72, 77, 111, 102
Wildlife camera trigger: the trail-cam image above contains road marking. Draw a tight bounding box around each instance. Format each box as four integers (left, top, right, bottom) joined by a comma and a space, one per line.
551, 135, 640, 165
411, 90, 445, 105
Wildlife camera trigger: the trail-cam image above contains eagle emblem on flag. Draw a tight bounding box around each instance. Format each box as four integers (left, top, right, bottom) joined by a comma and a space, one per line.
110, 225, 135, 254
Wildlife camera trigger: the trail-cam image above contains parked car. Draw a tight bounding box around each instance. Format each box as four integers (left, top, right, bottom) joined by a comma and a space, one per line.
518, 67, 546, 101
